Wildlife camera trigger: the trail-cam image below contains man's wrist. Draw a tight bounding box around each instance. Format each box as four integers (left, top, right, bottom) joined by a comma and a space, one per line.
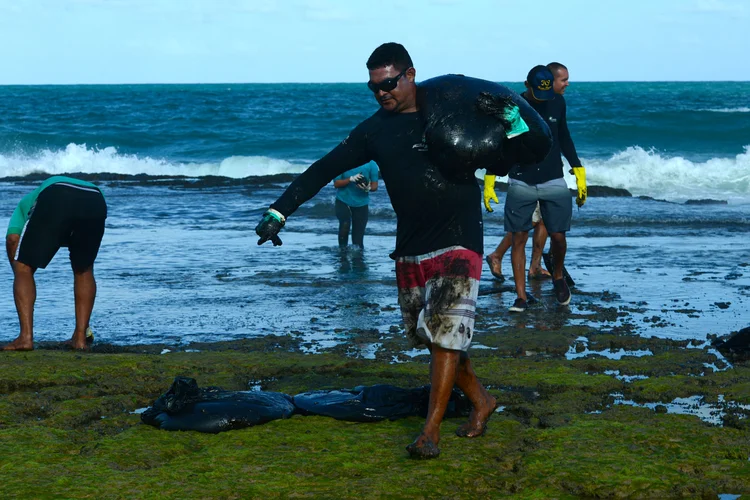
265, 208, 286, 224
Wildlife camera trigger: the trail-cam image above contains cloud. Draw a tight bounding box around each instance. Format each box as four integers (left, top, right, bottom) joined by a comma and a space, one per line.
126, 38, 210, 57
0, 2, 23, 13
231, 0, 280, 14
689, 0, 746, 15
302, 0, 353, 21
68, 0, 150, 7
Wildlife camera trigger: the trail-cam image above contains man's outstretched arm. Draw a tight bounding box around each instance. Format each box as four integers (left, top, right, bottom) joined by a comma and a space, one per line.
256, 125, 371, 246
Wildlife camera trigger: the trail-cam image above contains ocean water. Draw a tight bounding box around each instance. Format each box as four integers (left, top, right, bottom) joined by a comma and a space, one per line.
2, 82, 749, 201
0, 82, 748, 347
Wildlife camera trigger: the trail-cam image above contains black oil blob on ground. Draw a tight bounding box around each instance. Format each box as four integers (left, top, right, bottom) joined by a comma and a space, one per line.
142, 377, 471, 432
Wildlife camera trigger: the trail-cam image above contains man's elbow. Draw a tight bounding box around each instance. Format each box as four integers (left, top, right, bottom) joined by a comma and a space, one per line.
6, 233, 20, 262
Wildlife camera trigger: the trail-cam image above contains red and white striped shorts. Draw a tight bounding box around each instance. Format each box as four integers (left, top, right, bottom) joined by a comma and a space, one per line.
395, 246, 482, 352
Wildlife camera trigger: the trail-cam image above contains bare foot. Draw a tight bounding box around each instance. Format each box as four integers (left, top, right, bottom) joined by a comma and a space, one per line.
64, 331, 91, 351
455, 394, 499, 438
2, 337, 34, 351
406, 434, 440, 459
63, 339, 90, 351
528, 268, 551, 280
485, 255, 504, 282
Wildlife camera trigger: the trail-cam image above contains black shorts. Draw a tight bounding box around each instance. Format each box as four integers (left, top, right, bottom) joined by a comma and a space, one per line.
16, 183, 107, 271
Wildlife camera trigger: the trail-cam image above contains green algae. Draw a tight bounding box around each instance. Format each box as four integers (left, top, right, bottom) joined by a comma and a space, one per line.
1, 332, 749, 498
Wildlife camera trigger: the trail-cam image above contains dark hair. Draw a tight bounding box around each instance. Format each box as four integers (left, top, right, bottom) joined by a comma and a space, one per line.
366, 43, 413, 71
547, 62, 568, 74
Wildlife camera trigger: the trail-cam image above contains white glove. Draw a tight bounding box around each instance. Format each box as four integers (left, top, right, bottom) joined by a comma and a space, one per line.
350, 173, 370, 191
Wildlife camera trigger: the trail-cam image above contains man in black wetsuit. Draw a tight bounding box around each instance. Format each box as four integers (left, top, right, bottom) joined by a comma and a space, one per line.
493, 65, 587, 312
254, 42, 497, 459
484, 62, 584, 289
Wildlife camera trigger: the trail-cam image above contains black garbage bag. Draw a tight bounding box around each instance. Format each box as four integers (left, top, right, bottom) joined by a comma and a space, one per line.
141, 376, 296, 433
713, 326, 750, 361
418, 74, 552, 179
293, 384, 472, 422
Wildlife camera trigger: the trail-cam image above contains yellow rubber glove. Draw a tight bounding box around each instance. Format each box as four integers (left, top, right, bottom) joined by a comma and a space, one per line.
570, 166, 587, 207
483, 175, 499, 212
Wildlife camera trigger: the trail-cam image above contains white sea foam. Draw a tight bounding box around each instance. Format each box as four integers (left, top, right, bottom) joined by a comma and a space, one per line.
699, 107, 750, 113
564, 145, 750, 203
0, 143, 303, 179
1, 142, 749, 203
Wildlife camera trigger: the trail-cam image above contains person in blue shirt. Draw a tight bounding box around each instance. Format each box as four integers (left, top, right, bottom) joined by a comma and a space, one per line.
332, 164, 379, 248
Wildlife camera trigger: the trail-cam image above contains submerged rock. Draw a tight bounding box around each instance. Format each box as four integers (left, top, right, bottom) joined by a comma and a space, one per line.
468, 182, 631, 198
685, 199, 728, 205
586, 185, 632, 197
0, 172, 299, 188
637, 195, 675, 204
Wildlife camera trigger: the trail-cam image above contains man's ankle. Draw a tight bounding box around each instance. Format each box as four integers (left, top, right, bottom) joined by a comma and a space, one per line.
18, 332, 33, 341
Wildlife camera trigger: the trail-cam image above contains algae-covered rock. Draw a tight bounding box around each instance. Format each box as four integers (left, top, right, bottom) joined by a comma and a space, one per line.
2, 335, 749, 498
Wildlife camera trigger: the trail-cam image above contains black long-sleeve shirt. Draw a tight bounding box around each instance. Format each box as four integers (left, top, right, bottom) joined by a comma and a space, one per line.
271, 109, 483, 258
510, 94, 581, 185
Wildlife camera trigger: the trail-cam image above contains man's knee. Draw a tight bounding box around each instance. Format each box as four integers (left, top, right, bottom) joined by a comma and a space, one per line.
72, 264, 94, 276
12, 260, 35, 275
549, 233, 567, 255
511, 232, 529, 247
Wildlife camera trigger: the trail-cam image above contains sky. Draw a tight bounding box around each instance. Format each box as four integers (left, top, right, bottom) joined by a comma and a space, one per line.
0, 0, 748, 84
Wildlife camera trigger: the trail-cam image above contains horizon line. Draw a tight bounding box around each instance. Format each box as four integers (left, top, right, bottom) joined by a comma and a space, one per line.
1, 79, 749, 86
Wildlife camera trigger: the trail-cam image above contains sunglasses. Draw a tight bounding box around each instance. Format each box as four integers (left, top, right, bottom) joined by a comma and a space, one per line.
367, 68, 408, 93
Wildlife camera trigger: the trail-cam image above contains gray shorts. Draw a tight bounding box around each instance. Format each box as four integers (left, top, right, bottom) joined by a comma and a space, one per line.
504, 179, 572, 233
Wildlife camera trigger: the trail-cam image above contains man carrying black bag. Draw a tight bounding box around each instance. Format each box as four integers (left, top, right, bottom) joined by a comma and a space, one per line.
253, 43, 549, 459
